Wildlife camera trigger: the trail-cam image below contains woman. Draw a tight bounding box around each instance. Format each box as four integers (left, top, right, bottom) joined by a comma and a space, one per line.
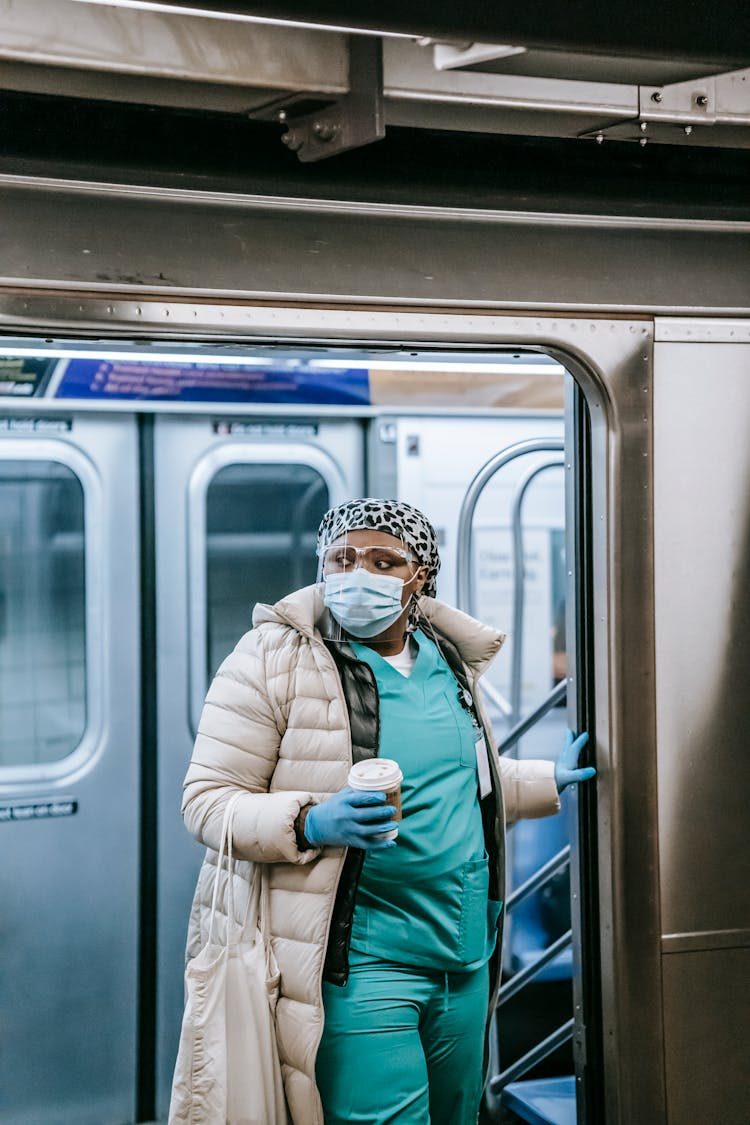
182, 498, 593, 1125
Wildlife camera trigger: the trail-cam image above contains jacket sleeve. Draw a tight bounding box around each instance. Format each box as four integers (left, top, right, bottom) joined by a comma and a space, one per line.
497, 756, 561, 823
181, 627, 321, 865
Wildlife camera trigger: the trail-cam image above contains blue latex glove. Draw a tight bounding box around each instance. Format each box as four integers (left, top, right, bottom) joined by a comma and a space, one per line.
554, 731, 596, 793
303, 788, 398, 850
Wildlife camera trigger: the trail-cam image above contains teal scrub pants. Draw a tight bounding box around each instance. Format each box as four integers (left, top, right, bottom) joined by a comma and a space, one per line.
316, 951, 490, 1125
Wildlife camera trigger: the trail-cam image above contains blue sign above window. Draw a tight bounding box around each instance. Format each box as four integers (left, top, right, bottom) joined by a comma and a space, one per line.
55, 359, 371, 405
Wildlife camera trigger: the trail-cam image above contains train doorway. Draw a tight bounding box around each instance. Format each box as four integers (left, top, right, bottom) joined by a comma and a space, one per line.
0, 340, 599, 1125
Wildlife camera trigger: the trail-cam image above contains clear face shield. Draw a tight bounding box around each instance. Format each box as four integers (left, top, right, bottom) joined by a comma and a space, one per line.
316, 531, 422, 644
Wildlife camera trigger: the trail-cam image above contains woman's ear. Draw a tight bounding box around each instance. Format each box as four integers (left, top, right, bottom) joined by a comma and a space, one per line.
414, 565, 429, 595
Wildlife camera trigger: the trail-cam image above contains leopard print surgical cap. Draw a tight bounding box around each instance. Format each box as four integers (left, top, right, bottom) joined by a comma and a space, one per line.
317, 497, 441, 599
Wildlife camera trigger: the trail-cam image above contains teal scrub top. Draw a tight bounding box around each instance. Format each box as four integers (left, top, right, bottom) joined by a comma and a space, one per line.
349, 629, 501, 972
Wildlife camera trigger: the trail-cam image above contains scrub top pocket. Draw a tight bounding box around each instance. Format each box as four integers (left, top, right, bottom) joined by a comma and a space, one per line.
459, 854, 491, 963
441, 690, 480, 770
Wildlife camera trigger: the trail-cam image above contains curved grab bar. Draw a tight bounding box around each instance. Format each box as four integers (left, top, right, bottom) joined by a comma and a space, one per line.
510, 458, 565, 723
456, 437, 564, 616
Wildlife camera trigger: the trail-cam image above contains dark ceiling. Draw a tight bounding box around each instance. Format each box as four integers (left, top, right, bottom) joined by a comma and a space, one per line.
1, 90, 749, 220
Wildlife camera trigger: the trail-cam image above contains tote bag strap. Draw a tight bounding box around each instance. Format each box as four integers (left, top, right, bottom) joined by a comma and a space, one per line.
257, 863, 272, 946
207, 791, 243, 946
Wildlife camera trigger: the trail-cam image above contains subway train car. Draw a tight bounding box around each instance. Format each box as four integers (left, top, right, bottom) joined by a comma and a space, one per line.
1, 5, 750, 1125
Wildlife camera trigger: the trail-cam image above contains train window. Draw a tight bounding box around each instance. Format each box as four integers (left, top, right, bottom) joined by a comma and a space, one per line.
204, 462, 328, 680
0, 460, 86, 767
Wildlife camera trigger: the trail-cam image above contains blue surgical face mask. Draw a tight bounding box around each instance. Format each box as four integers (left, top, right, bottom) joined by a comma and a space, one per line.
324, 567, 415, 639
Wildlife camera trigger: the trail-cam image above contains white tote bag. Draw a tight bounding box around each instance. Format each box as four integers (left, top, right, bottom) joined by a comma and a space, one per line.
169, 793, 288, 1125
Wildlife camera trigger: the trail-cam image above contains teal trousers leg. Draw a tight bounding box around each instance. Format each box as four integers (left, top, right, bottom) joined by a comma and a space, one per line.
316, 953, 489, 1125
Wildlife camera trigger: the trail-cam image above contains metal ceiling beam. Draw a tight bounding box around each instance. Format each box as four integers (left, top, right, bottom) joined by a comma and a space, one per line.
84, 1, 750, 70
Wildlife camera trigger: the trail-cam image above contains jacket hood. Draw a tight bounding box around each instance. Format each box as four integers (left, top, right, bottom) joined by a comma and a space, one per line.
252, 584, 505, 678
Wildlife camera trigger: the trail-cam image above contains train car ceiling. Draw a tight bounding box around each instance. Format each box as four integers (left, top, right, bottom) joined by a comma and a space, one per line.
1, 1, 749, 156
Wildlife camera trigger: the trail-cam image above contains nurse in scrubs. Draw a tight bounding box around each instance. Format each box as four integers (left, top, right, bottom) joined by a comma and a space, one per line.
303, 498, 593, 1125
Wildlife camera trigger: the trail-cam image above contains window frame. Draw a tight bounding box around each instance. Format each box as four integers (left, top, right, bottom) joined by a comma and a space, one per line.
187, 441, 344, 735
0, 439, 104, 784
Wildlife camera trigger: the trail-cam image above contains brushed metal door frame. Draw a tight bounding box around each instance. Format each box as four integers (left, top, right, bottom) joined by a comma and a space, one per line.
0, 298, 660, 1125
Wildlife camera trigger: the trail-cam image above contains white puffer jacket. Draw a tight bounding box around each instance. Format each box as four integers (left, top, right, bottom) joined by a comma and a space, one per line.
182, 584, 559, 1125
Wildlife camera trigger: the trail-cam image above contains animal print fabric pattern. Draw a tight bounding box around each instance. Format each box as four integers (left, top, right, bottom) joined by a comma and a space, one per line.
316, 498, 441, 599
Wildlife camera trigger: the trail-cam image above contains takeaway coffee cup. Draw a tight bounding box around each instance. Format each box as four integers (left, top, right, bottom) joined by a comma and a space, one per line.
348, 759, 403, 840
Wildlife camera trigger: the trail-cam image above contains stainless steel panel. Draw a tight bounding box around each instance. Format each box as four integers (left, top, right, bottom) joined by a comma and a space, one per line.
0, 177, 750, 314
662, 947, 750, 1125
662, 928, 750, 953
0, 413, 140, 1125
154, 414, 364, 1116
0, 0, 347, 108
654, 337, 750, 936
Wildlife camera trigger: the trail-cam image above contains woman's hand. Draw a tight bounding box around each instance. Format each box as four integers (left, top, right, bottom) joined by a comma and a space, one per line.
303, 788, 398, 850
554, 731, 596, 793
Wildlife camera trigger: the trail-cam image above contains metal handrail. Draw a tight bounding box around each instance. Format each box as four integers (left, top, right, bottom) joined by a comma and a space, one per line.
498, 679, 566, 757
510, 456, 564, 724
498, 930, 573, 1006
456, 437, 564, 723
478, 677, 513, 720
456, 438, 577, 1102
490, 1020, 575, 1092
505, 845, 570, 912
456, 436, 565, 615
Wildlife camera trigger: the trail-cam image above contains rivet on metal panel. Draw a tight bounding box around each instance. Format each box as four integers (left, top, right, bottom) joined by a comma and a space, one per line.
279, 36, 384, 163
312, 121, 339, 142
595, 133, 604, 144
281, 129, 304, 152
684, 125, 693, 135
640, 121, 648, 132
639, 137, 648, 146
651, 91, 663, 103
695, 94, 709, 108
